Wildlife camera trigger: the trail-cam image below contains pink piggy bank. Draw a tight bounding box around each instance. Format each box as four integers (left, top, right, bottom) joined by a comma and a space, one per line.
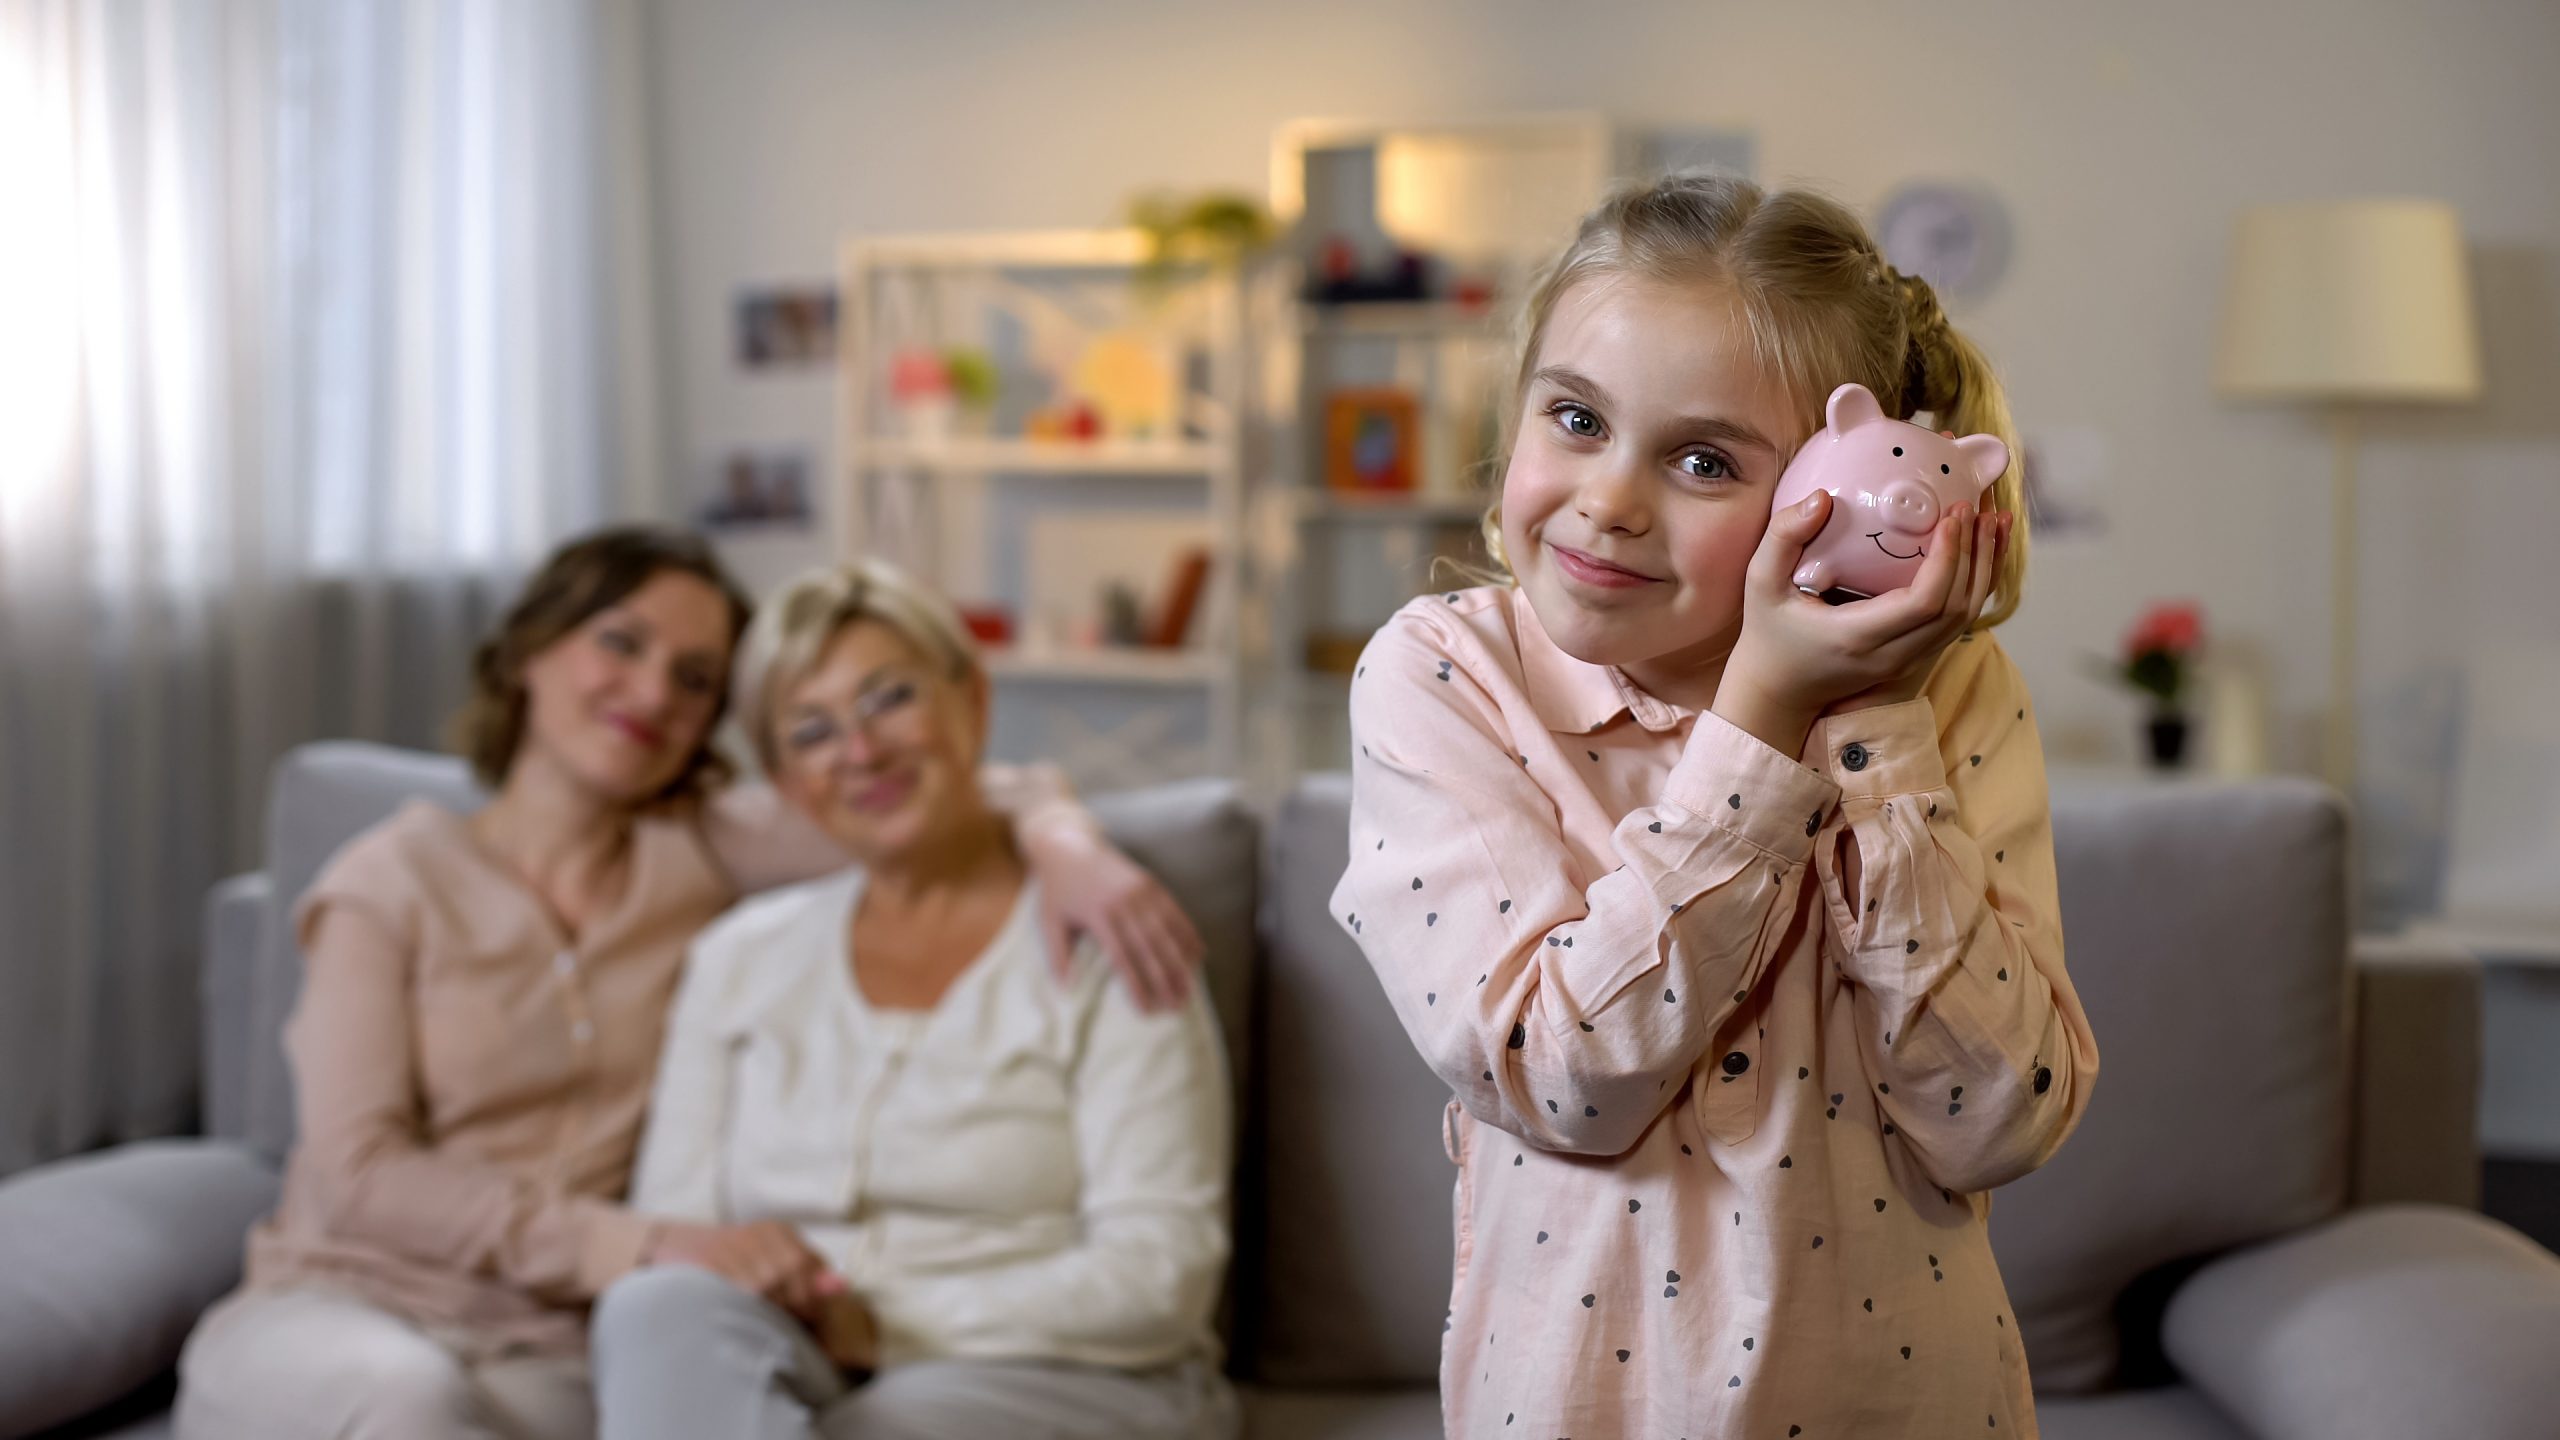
1770, 382, 2009, 599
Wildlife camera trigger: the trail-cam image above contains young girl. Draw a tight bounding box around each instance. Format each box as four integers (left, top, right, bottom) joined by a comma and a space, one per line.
1334, 174, 2099, 1437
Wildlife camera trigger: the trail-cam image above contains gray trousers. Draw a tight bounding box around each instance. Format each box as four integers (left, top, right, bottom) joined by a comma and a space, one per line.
589, 1267, 1237, 1440
174, 1287, 593, 1440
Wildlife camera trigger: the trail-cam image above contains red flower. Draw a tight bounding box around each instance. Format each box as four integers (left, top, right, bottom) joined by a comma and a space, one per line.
2124, 602, 2203, 660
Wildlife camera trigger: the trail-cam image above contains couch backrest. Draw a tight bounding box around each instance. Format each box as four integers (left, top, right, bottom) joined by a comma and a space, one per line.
1989, 776, 2351, 1392
1238, 773, 2357, 1395
241, 743, 484, 1159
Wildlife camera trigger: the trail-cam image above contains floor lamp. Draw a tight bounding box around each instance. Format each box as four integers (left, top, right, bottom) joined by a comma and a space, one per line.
2214, 200, 2484, 795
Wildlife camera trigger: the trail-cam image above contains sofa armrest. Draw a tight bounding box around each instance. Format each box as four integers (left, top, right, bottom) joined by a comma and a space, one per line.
2348, 934, 2481, 1208
201, 873, 272, 1148
0, 1140, 279, 1440
2161, 1204, 2560, 1440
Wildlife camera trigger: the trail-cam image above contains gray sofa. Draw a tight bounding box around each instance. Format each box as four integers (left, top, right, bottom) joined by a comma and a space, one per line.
5, 741, 2559, 1440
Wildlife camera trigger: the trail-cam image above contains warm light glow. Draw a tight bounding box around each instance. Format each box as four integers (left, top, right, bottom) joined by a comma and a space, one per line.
2216, 200, 2484, 403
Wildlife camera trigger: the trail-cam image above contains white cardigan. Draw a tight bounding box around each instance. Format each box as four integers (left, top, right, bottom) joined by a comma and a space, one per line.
630, 868, 1232, 1370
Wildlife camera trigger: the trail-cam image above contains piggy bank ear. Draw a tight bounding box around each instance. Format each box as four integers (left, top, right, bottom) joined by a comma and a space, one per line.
1825, 383, 1886, 435
1954, 433, 2010, 489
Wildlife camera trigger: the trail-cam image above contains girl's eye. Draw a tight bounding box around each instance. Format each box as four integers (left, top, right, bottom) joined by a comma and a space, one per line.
786, 718, 835, 751
1551, 402, 1602, 439
596, 628, 640, 657
674, 663, 717, 696
1680, 450, 1737, 482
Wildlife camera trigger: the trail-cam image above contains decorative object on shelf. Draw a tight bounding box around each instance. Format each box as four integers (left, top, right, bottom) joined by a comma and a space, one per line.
1127, 189, 1273, 284
735, 284, 838, 367
695, 447, 813, 531
1325, 388, 1419, 494
1070, 332, 1178, 439
2215, 198, 2484, 795
1147, 547, 1213, 649
1874, 183, 2012, 302
1101, 583, 1146, 647
956, 603, 1014, 648
2093, 602, 2205, 769
1023, 398, 1103, 443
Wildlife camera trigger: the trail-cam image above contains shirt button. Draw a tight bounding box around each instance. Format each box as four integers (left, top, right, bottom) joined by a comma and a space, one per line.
1721, 1050, 1750, 1076
1841, 742, 1870, 772
571, 1018, 595, 1046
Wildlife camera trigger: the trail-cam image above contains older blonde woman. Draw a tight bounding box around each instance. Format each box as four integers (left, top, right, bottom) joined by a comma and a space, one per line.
590, 560, 1236, 1440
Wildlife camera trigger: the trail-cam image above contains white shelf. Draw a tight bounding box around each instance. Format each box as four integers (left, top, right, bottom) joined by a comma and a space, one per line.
1301, 301, 1505, 338
858, 438, 1222, 476
1297, 489, 1487, 523
847, 228, 1161, 270
983, 648, 1224, 686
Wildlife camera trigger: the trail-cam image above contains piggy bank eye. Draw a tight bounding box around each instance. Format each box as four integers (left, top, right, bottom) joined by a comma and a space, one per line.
1892, 446, 1904, 457
1941, 464, 1951, 474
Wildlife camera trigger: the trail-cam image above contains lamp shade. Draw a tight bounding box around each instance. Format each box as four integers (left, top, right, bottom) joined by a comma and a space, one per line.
2215, 200, 2483, 403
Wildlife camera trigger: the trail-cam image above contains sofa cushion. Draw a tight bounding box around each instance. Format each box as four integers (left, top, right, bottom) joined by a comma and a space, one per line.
2162, 1205, 2560, 1440
1236, 776, 1453, 1389
241, 743, 481, 1160
1240, 1385, 1442, 1440
1086, 778, 1261, 1113
1991, 778, 2351, 1393
0, 1141, 278, 1438
2036, 1385, 2253, 1440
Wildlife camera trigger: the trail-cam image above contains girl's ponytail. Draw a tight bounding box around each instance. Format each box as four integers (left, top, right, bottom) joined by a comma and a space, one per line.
1894, 270, 2029, 627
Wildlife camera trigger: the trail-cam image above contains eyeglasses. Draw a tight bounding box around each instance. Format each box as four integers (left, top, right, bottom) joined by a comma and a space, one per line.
777, 676, 925, 755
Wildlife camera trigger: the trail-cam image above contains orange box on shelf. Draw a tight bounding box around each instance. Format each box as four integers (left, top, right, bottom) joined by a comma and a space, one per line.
1324, 387, 1419, 493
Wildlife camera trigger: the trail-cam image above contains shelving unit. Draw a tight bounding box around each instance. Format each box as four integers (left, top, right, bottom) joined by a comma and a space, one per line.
1262, 115, 1617, 775
835, 228, 1258, 791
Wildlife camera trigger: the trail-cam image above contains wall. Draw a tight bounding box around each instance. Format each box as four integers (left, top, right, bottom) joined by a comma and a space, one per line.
642, 0, 2560, 910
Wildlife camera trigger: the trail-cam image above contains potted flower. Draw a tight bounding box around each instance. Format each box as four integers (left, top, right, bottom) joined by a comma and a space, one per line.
2096, 602, 2204, 768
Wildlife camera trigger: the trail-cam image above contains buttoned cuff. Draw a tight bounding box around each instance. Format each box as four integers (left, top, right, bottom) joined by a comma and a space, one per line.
1808, 700, 1948, 801
1661, 706, 1843, 862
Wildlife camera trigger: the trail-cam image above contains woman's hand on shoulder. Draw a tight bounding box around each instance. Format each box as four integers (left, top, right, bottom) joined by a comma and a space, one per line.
1034, 836, 1203, 1014
1725, 490, 2013, 727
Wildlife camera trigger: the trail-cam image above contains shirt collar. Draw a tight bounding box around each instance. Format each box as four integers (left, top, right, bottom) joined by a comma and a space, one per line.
1509, 586, 1696, 736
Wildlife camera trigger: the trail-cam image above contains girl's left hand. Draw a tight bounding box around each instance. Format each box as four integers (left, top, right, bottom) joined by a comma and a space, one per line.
1035, 836, 1203, 1012
1729, 493, 2014, 723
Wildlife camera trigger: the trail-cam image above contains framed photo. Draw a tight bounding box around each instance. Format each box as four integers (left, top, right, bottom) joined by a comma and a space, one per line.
735, 285, 838, 368
1325, 387, 1419, 493
696, 447, 813, 531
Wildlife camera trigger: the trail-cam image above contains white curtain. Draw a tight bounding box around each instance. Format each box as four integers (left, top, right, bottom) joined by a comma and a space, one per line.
0, 0, 664, 1173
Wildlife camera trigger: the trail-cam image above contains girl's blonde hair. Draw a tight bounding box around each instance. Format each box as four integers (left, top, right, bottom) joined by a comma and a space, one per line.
731, 557, 982, 773
1477, 171, 2028, 627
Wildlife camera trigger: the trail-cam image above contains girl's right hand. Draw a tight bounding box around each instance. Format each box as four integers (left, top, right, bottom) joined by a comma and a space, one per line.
1717, 489, 2009, 752
647, 1219, 839, 1320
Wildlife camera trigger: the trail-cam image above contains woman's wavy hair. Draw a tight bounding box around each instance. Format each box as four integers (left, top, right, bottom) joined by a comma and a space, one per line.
448, 526, 755, 796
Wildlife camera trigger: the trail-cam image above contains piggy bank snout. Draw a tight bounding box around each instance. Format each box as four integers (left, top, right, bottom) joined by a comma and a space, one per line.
1875, 479, 1942, 534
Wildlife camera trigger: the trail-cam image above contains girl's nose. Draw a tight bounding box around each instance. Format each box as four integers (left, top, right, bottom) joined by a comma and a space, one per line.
1576, 458, 1653, 536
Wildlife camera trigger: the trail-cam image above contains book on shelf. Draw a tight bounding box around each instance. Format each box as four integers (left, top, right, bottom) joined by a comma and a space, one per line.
1147, 546, 1213, 649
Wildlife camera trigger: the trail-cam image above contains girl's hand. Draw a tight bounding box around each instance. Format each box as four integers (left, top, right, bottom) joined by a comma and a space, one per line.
1032, 830, 1203, 1013
1722, 490, 2013, 736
